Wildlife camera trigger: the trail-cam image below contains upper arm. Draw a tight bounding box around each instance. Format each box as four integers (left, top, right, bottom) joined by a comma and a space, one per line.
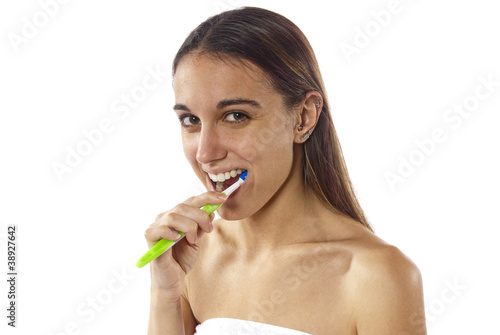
181, 280, 198, 335
352, 245, 427, 335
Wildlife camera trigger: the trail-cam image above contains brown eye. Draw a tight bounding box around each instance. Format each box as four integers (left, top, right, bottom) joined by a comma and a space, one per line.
180, 115, 201, 127
224, 111, 248, 123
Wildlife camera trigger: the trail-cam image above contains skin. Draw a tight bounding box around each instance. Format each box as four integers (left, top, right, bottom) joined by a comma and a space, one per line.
145, 54, 427, 335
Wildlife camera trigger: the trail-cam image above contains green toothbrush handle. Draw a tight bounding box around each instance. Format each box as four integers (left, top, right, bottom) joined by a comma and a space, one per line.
136, 232, 186, 268
201, 203, 221, 215
136, 203, 222, 268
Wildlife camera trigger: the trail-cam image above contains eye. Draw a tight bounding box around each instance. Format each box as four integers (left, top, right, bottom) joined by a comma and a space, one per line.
224, 111, 248, 123
179, 114, 201, 127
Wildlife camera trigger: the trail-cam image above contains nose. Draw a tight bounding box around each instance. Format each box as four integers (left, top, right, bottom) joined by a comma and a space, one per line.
196, 125, 227, 164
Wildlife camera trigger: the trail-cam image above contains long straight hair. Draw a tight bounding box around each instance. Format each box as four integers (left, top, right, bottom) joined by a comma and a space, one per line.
173, 7, 373, 232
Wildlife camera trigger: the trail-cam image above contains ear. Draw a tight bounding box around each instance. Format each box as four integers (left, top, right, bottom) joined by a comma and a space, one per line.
294, 91, 323, 143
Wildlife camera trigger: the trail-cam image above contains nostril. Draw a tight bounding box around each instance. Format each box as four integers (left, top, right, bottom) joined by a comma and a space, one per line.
196, 136, 227, 164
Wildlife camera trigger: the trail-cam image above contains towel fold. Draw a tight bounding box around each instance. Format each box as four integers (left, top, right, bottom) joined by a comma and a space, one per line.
194, 318, 313, 335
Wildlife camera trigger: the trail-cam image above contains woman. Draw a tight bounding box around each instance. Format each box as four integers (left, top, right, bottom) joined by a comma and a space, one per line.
144, 7, 426, 335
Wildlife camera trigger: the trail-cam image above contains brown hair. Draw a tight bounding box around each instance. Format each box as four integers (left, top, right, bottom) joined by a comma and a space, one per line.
173, 7, 373, 232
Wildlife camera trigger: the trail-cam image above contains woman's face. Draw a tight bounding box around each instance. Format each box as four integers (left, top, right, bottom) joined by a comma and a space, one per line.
173, 54, 298, 219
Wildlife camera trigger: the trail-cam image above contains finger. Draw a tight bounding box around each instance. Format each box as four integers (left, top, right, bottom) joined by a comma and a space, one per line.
155, 211, 201, 244
169, 203, 214, 233
144, 225, 183, 248
184, 191, 228, 209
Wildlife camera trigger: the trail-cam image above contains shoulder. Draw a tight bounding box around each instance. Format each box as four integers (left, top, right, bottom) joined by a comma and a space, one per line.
323, 215, 422, 286
343, 231, 426, 334
350, 236, 422, 286
326, 216, 421, 288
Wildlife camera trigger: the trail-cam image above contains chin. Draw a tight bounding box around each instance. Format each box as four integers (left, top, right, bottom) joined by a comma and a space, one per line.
217, 210, 243, 221
216, 205, 250, 221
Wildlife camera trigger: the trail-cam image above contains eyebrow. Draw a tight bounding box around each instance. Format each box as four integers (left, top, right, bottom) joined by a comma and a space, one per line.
216, 98, 262, 110
173, 98, 262, 112
172, 104, 190, 112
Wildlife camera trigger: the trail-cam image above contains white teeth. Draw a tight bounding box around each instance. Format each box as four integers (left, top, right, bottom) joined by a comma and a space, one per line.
216, 182, 224, 192
208, 169, 245, 182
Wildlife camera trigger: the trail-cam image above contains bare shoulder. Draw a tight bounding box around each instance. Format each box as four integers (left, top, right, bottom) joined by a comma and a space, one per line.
341, 227, 426, 334
349, 233, 422, 286
322, 215, 422, 284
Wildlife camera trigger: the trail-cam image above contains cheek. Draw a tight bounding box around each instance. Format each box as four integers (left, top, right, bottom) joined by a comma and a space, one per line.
238, 115, 294, 162
182, 135, 199, 167
235, 128, 294, 173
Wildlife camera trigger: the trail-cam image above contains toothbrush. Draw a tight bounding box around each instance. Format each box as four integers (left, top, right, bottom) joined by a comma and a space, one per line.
136, 171, 247, 268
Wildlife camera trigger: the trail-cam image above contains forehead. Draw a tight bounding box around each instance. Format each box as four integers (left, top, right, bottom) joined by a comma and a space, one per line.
173, 54, 279, 107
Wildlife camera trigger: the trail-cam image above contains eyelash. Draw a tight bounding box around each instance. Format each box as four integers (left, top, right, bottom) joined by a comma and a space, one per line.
224, 111, 249, 123
179, 114, 200, 127
178, 111, 249, 128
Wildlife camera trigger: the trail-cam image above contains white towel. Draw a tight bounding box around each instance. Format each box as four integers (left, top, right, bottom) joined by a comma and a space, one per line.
194, 318, 313, 335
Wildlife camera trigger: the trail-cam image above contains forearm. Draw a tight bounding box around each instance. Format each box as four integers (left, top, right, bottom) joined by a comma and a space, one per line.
148, 293, 185, 335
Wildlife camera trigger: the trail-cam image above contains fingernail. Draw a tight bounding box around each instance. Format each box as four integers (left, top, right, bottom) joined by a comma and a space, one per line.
217, 193, 228, 200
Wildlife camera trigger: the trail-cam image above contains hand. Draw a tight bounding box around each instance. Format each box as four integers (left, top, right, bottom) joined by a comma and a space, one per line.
143, 191, 227, 300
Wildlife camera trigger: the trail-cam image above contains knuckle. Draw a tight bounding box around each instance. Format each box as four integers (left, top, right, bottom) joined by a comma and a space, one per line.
187, 221, 198, 234
164, 211, 179, 222
149, 218, 161, 228
176, 203, 190, 212
144, 227, 154, 238
200, 213, 210, 228
184, 225, 199, 242
155, 212, 164, 221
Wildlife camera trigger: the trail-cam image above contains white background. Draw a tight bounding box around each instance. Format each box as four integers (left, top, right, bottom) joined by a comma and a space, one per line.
1, 0, 499, 334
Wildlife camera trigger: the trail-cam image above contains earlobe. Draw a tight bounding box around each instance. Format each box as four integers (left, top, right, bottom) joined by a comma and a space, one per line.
294, 93, 322, 143
302, 130, 312, 141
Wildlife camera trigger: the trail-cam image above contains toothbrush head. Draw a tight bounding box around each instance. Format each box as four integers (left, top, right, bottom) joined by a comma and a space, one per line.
240, 170, 248, 180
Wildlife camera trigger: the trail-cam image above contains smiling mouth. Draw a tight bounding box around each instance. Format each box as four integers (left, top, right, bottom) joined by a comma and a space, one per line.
208, 169, 246, 192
